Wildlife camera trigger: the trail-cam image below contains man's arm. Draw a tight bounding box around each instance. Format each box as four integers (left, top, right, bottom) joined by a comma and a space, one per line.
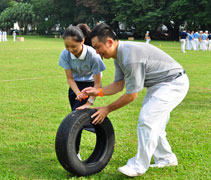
81, 80, 125, 96
91, 92, 138, 125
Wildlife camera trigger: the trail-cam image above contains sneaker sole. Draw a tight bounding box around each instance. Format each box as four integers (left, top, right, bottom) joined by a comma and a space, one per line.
118, 168, 143, 177
150, 162, 178, 168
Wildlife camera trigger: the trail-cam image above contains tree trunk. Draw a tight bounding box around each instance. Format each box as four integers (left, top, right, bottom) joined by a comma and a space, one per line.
166, 22, 180, 41
24, 24, 28, 35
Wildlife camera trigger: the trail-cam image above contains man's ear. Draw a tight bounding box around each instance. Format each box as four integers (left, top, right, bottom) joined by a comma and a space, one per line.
106, 38, 114, 47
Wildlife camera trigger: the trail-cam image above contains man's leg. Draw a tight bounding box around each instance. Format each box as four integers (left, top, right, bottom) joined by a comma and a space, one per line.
119, 74, 189, 176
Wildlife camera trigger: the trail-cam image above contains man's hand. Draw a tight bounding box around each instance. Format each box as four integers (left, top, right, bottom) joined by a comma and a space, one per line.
81, 87, 99, 97
91, 107, 110, 125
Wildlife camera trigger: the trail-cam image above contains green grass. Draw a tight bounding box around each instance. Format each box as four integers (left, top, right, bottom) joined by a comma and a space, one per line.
0, 36, 210, 180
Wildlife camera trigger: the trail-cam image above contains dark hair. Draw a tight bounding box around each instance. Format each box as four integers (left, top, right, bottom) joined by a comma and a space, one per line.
90, 23, 118, 43
77, 24, 92, 46
63, 26, 84, 42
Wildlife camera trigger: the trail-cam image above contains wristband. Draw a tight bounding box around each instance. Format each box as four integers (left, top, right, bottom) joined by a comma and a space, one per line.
88, 98, 95, 105
77, 92, 88, 101
97, 88, 103, 97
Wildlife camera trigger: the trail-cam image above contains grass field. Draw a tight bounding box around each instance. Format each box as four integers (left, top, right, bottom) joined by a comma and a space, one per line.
0, 36, 210, 180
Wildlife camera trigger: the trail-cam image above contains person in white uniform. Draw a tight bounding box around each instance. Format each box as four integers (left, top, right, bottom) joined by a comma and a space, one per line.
208, 32, 211, 51
179, 29, 188, 53
205, 31, 209, 50
199, 31, 203, 50
80, 23, 189, 177
145, 31, 151, 44
2, 31, 5, 42
0, 30, 2, 42
201, 31, 208, 51
193, 31, 200, 50
13, 31, 16, 42
3, 31, 8, 41
186, 31, 194, 50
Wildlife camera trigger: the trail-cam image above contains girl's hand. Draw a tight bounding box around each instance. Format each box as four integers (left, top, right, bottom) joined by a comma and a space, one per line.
76, 92, 88, 101
76, 103, 91, 110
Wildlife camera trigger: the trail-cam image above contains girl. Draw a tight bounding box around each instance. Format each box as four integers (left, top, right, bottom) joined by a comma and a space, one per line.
59, 25, 106, 156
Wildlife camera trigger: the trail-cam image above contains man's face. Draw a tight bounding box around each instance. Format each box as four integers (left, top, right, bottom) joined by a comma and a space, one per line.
91, 36, 112, 59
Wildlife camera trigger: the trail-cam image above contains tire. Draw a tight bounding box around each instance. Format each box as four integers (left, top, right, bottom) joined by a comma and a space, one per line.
55, 109, 115, 176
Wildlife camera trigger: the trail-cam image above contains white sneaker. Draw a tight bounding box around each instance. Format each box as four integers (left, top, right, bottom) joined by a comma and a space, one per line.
118, 165, 144, 177
77, 153, 82, 161
150, 161, 178, 168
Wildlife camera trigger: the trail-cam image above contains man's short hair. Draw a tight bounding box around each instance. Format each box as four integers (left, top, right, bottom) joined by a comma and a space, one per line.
90, 23, 118, 43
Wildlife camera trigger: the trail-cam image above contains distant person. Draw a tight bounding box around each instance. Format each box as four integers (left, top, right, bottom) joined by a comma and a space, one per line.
201, 31, 208, 51
199, 31, 203, 50
193, 31, 200, 50
145, 31, 151, 44
186, 30, 190, 50
205, 31, 209, 50
186, 31, 194, 50
4, 31, 8, 41
179, 29, 188, 53
0, 30, 2, 42
59, 25, 106, 157
81, 23, 189, 177
13, 31, 16, 42
2, 31, 6, 42
208, 32, 211, 51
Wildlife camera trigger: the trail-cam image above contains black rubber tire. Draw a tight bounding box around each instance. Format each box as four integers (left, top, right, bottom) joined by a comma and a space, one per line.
55, 109, 115, 176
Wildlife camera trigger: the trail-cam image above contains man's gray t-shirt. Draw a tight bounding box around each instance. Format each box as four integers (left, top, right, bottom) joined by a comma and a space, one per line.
114, 41, 183, 94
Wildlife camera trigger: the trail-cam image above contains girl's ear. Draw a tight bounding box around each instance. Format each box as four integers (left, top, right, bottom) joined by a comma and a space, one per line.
81, 38, 85, 44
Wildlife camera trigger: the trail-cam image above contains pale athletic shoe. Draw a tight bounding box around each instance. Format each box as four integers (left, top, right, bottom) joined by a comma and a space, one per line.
118, 165, 144, 177
77, 153, 82, 161
150, 161, 178, 168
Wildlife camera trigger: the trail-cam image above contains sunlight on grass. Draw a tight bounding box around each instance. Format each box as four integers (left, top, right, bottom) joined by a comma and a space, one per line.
0, 36, 210, 179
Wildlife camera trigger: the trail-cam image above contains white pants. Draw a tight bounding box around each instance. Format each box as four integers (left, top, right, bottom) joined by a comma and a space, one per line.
201, 40, 207, 51
146, 39, 151, 44
200, 41, 203, 50
187, 40, 193, 50
193, 39, 199, 50
186, 39, 190, 50
180, 39, 186, 52
126, 74, 189, 173
209, 40, 211, 51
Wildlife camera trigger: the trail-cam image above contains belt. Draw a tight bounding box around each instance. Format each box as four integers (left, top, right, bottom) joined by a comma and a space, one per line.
175, 70, 186, 79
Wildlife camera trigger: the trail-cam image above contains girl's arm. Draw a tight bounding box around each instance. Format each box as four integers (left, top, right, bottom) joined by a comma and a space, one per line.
65, 69, 80, 95
76, 73, 101, 109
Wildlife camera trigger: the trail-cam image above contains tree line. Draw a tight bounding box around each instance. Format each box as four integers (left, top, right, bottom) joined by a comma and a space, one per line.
0, 0, 210, 40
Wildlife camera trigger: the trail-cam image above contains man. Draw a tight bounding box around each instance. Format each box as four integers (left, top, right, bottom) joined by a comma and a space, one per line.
208, 31, 211, 51
13, 31, 16, 42
145, 31, 151, 44
80, 23, 189, 177
193, 31, 200, 50
179, 29, 188, 53
199, 31, 203, 50
0, 30, 2, 42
